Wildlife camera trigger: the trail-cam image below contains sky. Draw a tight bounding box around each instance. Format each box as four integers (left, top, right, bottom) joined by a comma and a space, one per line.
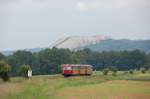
0, 0, 150, 51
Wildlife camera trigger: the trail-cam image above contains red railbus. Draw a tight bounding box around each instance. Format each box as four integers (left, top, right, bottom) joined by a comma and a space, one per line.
61, 64, 93, 77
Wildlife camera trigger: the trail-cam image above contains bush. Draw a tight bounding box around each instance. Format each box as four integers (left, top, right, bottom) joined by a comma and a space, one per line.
141, 68, 146, 74
0, 60, 11, 82
110, 67, 118, 76
19, 64, 31, 78
103, 68, 109, 75
129, 69, 133, 74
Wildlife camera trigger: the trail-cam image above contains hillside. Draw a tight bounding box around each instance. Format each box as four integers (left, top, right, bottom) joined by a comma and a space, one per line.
1, 36, 150, 56
1, 35, 109, 56
51, 35, 109, 50
1, 48, 44, 56
82, 39, 150, 53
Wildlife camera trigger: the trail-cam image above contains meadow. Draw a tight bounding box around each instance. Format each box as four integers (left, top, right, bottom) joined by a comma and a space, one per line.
0, 71, 150, 99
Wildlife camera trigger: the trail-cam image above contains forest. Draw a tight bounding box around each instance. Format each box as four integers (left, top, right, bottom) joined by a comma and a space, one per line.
0, 47, 150, 76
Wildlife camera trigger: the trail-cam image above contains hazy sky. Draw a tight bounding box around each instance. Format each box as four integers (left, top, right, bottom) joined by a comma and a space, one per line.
0, 0, 150, 51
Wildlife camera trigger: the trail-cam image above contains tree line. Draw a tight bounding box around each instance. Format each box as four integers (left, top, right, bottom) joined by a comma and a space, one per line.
0, 48, 150, 79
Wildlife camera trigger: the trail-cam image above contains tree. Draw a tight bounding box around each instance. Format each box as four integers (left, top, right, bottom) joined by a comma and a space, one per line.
19, 64, 31, 78
143, 63, 150, 71
129, 50, 146, 69
7, 50, 33, 76
0, 60, 11, 81
33, 48, 73, 74
144, 54, 150, 71
0, 53, 5, 60
3, 48, 149, 76
103, 68, 109, 75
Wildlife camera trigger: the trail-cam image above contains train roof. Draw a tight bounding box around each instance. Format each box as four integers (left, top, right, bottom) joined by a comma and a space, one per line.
61, 64, 93, 67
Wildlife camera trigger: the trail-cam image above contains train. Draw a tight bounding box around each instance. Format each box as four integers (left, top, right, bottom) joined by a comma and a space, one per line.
61, 64, 93, 77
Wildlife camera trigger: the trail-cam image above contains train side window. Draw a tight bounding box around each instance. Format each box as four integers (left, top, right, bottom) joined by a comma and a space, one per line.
72, 66, 79, 70
63, 66, 72, 70
67, 67, 72, 70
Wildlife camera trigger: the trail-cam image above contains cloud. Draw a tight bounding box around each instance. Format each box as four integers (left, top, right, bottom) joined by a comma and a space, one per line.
76, 1, 99, 12
75, 0, 150, 12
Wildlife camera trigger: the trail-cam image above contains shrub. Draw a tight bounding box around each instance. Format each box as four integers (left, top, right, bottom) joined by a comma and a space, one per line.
111, 67, 118, 76
129, 69, 133, 74
103, 68, 109, 75
0, 60, 11, 82
141, 68, 146, 74
19, 64, 31, 78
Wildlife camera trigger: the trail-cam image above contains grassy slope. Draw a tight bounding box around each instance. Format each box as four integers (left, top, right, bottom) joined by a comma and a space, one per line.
0, 71, 150, 99
84, 39, 150, 53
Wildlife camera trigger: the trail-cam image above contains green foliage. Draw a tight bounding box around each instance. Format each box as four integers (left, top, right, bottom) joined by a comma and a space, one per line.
19, 65, 31, 78
108, 66, 118, 76
7, 50, 33, 76
5, 48, 150, 76
129, 69, 133, 74
103, 68, 109, 75
108, 66, 117, 72
143, 62, 150, 71
141, 68, 146, 74
0, 53, 5, 60
84, 39, 150, 53
0, 60, 11, 81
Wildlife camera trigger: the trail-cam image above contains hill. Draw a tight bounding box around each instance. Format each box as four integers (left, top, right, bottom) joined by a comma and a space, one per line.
51, 35, 110, 50
1, 36, 150, 56
82, 39, 150, 53
1, 48, 44, 56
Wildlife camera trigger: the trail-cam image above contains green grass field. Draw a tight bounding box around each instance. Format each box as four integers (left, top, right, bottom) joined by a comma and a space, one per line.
0, 71, 150, 99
